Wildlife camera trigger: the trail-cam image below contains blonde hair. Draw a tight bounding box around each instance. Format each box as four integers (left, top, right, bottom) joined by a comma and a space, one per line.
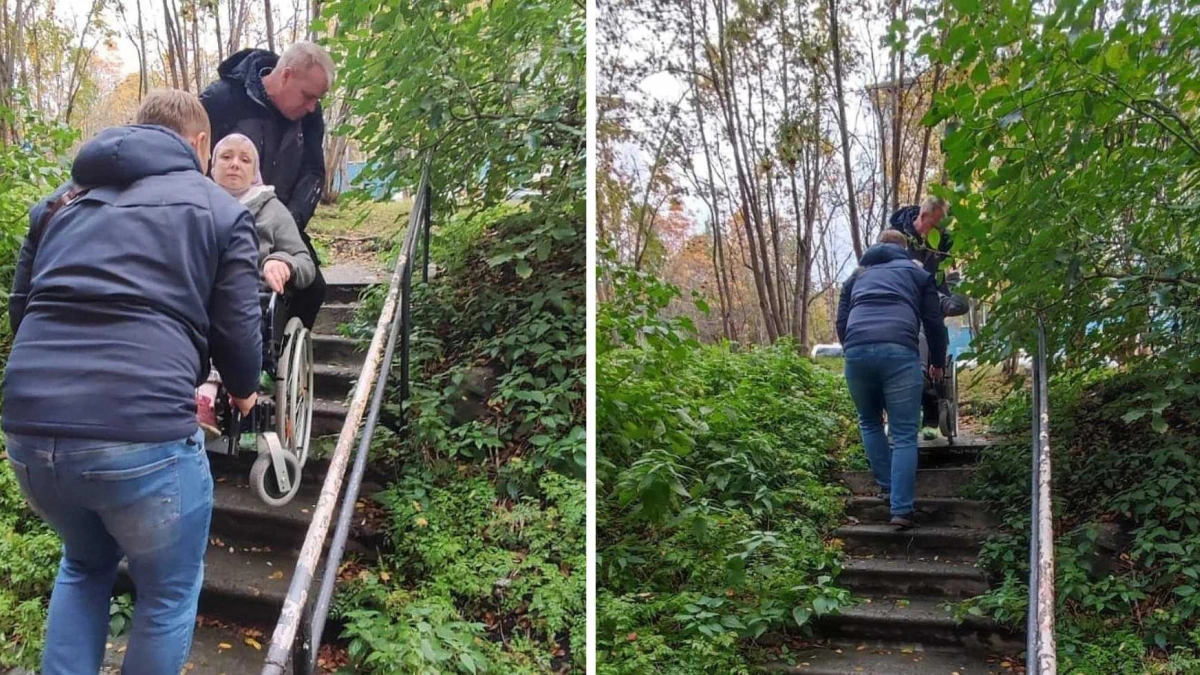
878, 229, 909, 247
278, 41, 336, 88
136, 88, 210, 137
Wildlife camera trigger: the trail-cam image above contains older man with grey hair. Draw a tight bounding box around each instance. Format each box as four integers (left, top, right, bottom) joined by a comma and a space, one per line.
201, 41, 336, 330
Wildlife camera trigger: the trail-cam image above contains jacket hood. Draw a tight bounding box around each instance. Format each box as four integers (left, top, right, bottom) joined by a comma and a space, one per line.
239, 184, 277, 210
217, 48, 279, 83
859, 243, 913, 267
72, 125, 201, 187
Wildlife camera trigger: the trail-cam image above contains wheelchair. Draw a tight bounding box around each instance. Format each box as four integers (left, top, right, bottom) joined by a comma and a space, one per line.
919, 287, 966, 443
206, 292, 314, 506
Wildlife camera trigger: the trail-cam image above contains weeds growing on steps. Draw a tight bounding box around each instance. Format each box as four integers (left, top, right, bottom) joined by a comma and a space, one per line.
961, 364, 1200, 674
334, 197, 585, 673
596, 264, 858, 673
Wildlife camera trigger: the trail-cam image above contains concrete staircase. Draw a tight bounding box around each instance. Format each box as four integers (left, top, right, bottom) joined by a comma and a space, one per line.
102, 274, 376, 674
772, 437, 1024, 675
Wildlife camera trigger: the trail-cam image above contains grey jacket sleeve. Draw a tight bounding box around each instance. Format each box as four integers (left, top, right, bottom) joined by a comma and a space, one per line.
209, 210, 264, 398
258, 197, 316, 290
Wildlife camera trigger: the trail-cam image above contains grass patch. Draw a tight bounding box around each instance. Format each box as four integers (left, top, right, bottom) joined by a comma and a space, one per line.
308, 199, 413, 240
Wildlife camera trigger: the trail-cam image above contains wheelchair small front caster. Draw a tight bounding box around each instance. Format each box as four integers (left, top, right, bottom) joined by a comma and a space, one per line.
250, 432, 302, 506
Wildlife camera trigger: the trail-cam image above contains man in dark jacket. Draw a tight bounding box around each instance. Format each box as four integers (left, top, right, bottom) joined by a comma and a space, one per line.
200, 41, 333, 329
2, 90, 262, 674
837, 230, 946, 528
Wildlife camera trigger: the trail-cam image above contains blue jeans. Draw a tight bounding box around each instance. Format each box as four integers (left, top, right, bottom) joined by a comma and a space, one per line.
5, 430, 213, 675
843, 343, 923, 516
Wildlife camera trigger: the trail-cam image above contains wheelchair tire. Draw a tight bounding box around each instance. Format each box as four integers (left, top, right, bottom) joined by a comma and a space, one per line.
939, 355, 958, 441
277, 317, 315, 469
250, 443, 302, 507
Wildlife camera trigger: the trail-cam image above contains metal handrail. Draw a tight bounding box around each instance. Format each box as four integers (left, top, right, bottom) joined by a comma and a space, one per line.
1026, 319, 1056, 673
262, 157, 434, 675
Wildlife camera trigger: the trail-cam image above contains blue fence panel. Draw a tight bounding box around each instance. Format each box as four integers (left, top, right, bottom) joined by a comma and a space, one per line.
334, 160, 390, 200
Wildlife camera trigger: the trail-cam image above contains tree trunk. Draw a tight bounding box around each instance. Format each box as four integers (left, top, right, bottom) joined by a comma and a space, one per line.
138, 0, 149, 98
65, 0, 104, 124
192, 0, 204, 92
708, 0, 778, 341
685, 0, 735, 342
214, 0, 225, 63
914, 6, 948, 202
828, 0, 864, 259
265, 0, 277, 53
890, 0, 903, 214
309, 0, 322, 40
163, 0, 189, 90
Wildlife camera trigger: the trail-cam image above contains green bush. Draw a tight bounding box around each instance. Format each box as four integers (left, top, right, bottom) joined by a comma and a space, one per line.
962, 365, 1200, 672
0, 98, 74, 669
336, 196, 585, 673
596, 264, 857, 671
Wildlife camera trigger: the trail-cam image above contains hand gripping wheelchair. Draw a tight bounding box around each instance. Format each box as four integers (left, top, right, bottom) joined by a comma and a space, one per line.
206, 292, 314, 506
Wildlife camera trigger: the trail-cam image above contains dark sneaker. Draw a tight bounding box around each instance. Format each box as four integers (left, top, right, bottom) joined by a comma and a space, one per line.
890, 515, 918, 529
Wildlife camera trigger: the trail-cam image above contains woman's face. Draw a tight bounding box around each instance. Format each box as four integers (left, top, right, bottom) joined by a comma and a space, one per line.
212, 141, 257, 193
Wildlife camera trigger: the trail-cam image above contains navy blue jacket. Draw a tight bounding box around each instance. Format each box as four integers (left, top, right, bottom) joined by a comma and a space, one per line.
3, 125, 263, 443
200, 49, 325, 233
836, 243, 947, 365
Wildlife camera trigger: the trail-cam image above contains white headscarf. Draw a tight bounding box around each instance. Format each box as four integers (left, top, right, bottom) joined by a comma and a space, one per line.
212, 133, 269, 204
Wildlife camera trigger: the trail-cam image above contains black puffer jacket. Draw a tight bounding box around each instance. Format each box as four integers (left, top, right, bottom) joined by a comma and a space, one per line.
888, 205, 953, 278
836, 243, 947, 366
200, 49, 325, 233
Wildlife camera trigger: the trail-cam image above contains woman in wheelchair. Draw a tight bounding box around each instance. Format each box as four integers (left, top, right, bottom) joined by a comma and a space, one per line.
196, 133, 315, 436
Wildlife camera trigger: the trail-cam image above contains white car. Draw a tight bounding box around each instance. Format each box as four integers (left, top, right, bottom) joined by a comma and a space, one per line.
810, 343, 843, 359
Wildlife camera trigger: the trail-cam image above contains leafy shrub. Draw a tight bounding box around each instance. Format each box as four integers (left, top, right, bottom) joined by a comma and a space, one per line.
0, 98, 74, 668
336, 195, 585, 673
962, 365, 1200, 671
596, 263, 857, 671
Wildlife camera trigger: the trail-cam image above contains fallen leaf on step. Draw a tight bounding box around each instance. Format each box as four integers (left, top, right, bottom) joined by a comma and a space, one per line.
1001, 662, 1011, 668
217, 643, 232, 651
245, 637, 262, 650
270, 571, 284, 580
900, 647, 915, 654
856, 644, 866, 651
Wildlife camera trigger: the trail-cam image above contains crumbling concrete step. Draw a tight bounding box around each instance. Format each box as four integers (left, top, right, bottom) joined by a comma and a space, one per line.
846, 497, 1000, 529
314, 363, 360, 399
313, 334, 366, 368
103, 620, 271, 674
839, 558, 989, 599
209, 461, 321, 548
814, 598, 1023, 653
114, 533, 310, 625
313, 302, 358, 335
834, 524, 987, 559
324, 281, 372, 305
839, 468, 976, 499
313, 397, 351, 437
765, 642, 1020, 674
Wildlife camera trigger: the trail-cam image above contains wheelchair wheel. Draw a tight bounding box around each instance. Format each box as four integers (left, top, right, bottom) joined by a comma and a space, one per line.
250, 434, 302, 507
277, 317, 315, 469
939, 355, 958, 441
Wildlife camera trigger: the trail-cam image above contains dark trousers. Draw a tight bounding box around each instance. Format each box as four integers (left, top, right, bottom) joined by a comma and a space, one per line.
289, 235, 327, 330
